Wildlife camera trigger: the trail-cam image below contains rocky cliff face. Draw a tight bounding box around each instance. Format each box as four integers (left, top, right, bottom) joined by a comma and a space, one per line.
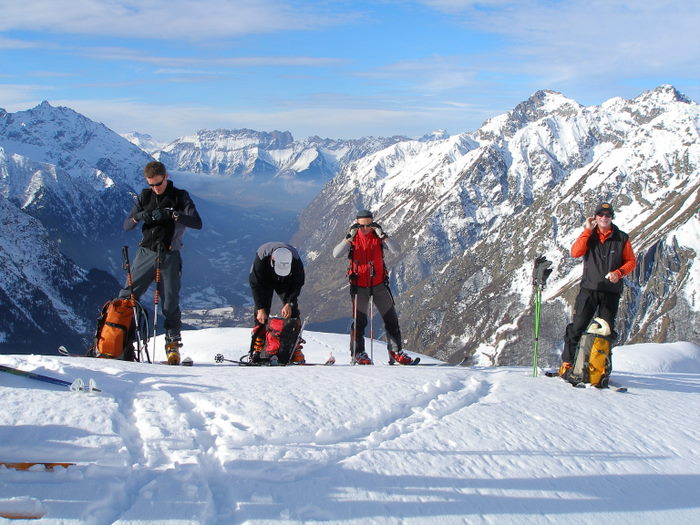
293, 85, 700, 365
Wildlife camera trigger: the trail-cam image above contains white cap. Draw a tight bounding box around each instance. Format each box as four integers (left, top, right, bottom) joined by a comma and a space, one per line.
272, 247, 293, 277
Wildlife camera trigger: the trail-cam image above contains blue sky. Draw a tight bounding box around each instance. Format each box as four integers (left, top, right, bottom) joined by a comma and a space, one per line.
1, 0, 699, 142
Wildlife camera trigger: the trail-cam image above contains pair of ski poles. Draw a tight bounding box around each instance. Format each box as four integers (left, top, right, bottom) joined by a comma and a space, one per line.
122, 245, 164, 363
532, 256, 553, 377
350, 262, 376, 364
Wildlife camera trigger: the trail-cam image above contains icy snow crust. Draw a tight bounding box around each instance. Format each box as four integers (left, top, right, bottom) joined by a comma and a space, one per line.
1, 329, 699, 524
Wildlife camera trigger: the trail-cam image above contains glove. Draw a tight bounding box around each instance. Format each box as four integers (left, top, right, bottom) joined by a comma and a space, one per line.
370, 222, 386, 239
346, 223, 360, 241
134, 210, 155, 225
150, 208, 172, 224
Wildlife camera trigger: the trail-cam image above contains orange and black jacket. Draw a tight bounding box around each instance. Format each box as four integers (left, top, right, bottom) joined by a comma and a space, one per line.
571, 225, 636, 295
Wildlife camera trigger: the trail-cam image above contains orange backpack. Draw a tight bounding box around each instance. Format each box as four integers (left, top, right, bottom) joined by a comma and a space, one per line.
89, 298, 145, 360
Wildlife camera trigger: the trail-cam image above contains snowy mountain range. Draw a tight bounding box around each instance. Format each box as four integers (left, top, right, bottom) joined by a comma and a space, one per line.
1, 86, 698, 362
0, 104, 298, 350
145, 129, 411, 182
294, 85, 700, 366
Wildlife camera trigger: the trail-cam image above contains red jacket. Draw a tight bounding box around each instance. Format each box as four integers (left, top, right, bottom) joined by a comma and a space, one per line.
349, 229, 386, 288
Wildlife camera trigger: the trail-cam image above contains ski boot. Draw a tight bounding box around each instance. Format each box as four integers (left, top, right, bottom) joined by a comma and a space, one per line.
354, 351, 372, 365
291, 337, 306, 364
558, 361, 572, 380
291, 348, 306, 364
388, 349, 414, 365
165, 336, 182, 365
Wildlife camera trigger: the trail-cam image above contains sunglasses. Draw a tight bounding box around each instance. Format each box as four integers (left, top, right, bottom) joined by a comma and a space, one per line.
359, 224, 373, 228
147, 178, 166, 187
596, 212, 612, 218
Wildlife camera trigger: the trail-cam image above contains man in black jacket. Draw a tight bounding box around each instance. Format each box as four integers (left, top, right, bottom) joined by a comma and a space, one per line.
249, 242, 305, 325
248, 242, 305, 363
120, 161, 202, 364
561, 202, 636, 373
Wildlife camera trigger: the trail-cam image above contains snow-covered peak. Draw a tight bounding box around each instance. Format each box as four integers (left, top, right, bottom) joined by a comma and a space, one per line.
419, 129, 450, 142
156, 128, 409, 182
122, 131, 165, 154
0, 101, 152, 191
297, 84, 700, 365
634, 84, 692, 106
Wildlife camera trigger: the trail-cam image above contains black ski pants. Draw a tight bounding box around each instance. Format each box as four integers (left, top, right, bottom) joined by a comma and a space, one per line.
562, 287, 620, 363
350, 283, 402, 355
119, 246, 182, 340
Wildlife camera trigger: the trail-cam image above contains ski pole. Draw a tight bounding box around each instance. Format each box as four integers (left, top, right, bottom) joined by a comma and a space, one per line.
351, 290, 358, 365
369, 261, 375, 363
122, 246, 150, 363
153, 247, 162, 361
532, 284, 542, 377
369, 294, 374, 364
531, 256, 553, 377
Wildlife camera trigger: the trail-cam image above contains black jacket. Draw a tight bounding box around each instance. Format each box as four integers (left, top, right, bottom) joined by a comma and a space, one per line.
124, 181, 202, 252
580, 225, 629, 295
249, 242, 305, 309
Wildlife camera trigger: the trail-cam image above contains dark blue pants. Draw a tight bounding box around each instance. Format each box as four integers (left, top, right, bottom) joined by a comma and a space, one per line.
120, 247, 182, 340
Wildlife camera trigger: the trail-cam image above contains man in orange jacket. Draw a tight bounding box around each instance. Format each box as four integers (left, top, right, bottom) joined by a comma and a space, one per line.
561, 202, 636, 369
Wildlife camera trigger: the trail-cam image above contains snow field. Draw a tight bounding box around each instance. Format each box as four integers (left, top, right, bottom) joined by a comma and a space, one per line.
1, 330, 699, 524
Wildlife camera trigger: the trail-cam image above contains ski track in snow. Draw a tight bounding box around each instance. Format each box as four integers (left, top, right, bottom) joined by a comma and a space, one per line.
1, 332, 700, 524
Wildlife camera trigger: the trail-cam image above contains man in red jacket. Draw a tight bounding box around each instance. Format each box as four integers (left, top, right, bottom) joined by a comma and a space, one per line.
561, 202, 636, 372
333, 209, 415, 365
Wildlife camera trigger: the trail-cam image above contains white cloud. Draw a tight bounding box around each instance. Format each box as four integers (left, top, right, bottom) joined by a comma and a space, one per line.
0, 85, 52, 109
0, 36, 45, 49
0, 0, 347, 39
81, 47, 346, 68
37, 96, 487, 142
416, 0, 700, 84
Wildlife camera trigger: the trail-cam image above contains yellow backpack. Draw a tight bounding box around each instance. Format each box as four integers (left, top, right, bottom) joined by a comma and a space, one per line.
568, 318, 613, 388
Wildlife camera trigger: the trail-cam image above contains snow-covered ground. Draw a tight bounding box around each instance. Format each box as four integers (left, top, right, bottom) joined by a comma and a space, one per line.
1, 329, 699, 524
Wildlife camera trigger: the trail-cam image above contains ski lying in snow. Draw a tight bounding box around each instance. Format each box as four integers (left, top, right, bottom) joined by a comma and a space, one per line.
214, 353, 335, 366
543, 370, 627, 392
0, 509, 46, 520
0, 496, 47, 520
0, 462, 75, 471
0, 364, 100, 392
411, 355, 470, 367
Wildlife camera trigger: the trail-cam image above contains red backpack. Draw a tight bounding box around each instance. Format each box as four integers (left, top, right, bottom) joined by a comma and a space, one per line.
250, 317, 302, 364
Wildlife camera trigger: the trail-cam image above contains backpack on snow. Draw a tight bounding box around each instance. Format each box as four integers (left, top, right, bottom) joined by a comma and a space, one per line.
565, 317, 615, 388
249, 317, 302, 365
87, 298, 148, 361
